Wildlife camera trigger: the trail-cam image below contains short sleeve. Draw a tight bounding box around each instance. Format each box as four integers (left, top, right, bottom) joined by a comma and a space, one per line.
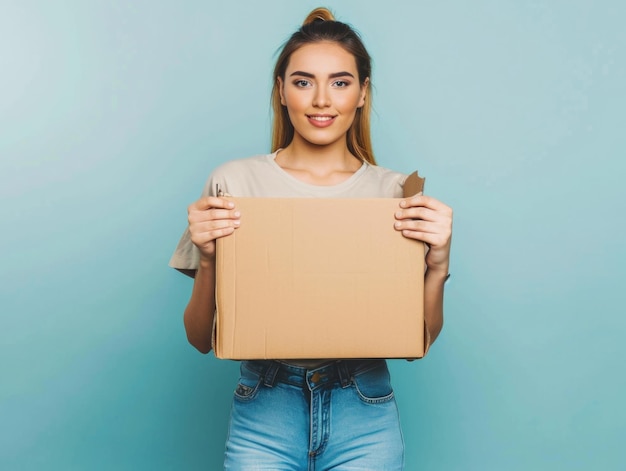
168, 227, 200, 277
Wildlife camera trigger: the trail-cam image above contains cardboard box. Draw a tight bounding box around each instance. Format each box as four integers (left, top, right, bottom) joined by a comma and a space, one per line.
214, 172, 426, 360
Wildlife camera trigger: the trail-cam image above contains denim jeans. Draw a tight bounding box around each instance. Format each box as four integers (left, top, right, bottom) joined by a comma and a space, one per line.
223, 359, 404, 470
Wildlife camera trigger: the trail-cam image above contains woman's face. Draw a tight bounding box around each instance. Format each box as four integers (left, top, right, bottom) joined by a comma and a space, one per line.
278, 41, 367, 149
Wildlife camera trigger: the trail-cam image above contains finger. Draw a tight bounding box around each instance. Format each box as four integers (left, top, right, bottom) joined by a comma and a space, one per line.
189, 208, 241, 224
209, 208, 241, 221
190, 221, 240, 246
207, 226, 238, 240
399, 229, 450, 247
394, 206, 439, 222
189, 196, 235, 211
399, 195, 450, 212
397, 199, 453, 230
190, 218, 241, 234
394, 218, 444, 234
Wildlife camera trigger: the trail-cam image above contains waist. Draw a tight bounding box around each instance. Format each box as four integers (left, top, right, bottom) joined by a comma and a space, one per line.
241, 359, 385, 390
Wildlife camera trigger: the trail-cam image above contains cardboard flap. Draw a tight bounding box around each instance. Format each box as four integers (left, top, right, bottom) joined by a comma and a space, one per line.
403, 171, 425, 198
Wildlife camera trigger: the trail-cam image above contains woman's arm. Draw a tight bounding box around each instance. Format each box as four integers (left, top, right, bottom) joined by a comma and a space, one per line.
394, 194, 453, 348
183, 196, 240, 353
183, 259, 217, 354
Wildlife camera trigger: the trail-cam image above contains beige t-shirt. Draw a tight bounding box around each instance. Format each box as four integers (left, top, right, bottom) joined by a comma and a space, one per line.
169, 151, 410, 272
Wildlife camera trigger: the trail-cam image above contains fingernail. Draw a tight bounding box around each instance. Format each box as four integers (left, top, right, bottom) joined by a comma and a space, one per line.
399, 201, 407, 208
395, 211, 402, 218
234, 211, 240, 217
227, 201, 235, 208
234, 220, 240, 226
394, 221, 402, 228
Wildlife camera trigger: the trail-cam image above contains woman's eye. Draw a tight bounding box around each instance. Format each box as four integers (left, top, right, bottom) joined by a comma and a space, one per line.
333, 80, 349, 88
294, 80, 311, 87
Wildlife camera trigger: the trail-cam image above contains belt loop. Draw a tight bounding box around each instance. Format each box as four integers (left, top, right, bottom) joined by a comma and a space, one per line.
263, 361, 280, 387
336, 360, 351, 388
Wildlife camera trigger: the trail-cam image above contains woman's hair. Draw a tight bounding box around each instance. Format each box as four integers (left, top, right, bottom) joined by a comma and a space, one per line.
271, 7, 376, 165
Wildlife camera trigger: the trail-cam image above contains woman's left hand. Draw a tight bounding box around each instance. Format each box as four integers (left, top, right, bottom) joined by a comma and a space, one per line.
394, 194, 453, 274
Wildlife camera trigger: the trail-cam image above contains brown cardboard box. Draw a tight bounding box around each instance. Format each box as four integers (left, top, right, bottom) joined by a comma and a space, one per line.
214, 172, 426, 360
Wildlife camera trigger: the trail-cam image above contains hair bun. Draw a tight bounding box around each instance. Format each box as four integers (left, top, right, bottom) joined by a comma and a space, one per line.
302, 7, 335, 25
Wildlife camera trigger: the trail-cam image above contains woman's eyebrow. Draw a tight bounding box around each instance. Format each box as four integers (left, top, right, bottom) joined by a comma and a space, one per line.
289, 71, 355, 79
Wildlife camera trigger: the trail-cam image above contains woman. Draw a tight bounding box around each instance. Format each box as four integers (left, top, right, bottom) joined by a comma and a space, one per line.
170, 7, 452, 470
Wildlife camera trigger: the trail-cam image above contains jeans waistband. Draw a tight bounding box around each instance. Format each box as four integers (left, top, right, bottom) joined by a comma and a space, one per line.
241, 359, 384, 391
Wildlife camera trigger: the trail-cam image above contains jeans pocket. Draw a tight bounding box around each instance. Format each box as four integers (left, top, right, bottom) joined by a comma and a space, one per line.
352, 361, 395, 405
233, 362, 263, 402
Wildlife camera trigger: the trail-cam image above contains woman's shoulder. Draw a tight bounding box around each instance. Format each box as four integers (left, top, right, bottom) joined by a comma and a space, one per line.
204, 153, 278, 197
362, 163, 412, 188
365, 163, 409, 181
211, 153, 273, 177
349, 163, 411, 198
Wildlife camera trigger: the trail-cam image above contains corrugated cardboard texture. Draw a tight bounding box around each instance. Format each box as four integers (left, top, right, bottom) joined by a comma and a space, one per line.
214, 171, 426, 360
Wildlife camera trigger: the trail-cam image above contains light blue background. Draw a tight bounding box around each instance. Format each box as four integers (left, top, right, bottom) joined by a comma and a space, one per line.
1, 1, 625, 470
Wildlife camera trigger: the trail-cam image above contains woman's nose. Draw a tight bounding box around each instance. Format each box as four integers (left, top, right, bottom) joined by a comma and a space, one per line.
312, 86, 330, 108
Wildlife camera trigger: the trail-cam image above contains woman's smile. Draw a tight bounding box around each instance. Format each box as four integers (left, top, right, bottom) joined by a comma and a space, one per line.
307, 114, 337, 127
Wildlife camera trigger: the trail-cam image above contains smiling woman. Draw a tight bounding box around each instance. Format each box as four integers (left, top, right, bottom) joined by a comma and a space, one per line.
168, 6, 452, 470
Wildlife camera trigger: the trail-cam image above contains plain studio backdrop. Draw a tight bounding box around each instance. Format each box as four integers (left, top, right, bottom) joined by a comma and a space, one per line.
1, 1, 624, 470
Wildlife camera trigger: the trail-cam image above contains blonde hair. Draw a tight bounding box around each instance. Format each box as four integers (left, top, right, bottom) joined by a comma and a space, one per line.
270, 7, 376, 165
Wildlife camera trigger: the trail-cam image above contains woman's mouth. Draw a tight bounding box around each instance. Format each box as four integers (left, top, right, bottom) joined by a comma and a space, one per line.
307, 115, 336, 128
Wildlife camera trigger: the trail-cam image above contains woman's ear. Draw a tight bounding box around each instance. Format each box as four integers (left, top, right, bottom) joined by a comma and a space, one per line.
277, 76, 286, 105
358, 77, 369, 108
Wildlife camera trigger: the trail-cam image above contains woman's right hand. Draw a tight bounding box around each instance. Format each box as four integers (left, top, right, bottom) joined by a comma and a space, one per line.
188, 197, 241, 260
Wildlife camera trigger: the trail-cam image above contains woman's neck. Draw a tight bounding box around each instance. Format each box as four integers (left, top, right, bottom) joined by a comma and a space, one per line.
275, 138, 363, 186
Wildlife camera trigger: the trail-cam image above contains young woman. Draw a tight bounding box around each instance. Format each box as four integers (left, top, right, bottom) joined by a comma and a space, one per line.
170, 7, 452, 470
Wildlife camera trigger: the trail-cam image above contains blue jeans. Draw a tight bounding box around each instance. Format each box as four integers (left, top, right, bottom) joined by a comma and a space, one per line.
223, 359, 404, 470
